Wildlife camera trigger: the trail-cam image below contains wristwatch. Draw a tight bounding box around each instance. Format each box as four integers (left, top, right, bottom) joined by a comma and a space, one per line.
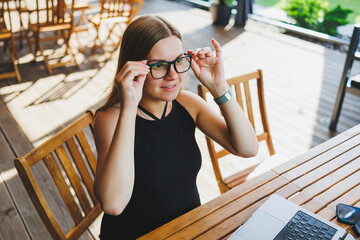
214, 88, 233, 105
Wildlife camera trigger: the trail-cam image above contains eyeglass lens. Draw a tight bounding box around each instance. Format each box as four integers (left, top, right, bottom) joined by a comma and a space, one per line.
337, 204, 360, 224
150, 55, 191, 79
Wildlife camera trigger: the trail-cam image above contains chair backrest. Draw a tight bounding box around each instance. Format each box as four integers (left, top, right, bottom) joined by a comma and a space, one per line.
198, 69, 275, 193
33, 0, 74, 26
0, 0, 13, 34
14, 111, 102, 240
99, 0, 143, 23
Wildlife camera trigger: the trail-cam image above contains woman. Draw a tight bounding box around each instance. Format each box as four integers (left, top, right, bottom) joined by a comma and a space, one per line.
93, 15, 259, 239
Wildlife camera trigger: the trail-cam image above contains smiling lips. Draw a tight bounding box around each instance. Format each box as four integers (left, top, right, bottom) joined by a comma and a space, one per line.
162, 84, 177, 90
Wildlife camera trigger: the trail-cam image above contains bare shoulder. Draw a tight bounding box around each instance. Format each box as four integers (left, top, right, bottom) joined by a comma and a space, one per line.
177, 90, 205, 104
94, 104, 120, 141
176, 90, 207, 122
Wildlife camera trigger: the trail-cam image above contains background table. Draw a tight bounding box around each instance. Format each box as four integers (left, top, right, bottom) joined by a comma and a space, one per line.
139, 123, 360, 239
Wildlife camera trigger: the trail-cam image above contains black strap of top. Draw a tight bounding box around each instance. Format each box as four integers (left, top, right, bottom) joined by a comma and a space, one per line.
138, 101, 168, 121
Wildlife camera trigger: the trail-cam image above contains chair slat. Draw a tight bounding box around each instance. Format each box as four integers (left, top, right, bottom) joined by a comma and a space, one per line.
43, 154, 83, 224
25, 113, 93, 167
234, 83, 244, 110
66, 137, 97, 204
55, 146, 92, 215
65, 204, 102, 240
243, 81, 255, 129
75, 131, 97, 175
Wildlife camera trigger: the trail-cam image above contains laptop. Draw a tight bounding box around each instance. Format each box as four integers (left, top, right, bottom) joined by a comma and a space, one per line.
228, 194, 347, 240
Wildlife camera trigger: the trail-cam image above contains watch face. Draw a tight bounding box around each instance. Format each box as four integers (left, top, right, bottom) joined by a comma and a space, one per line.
215, 89, 233, 105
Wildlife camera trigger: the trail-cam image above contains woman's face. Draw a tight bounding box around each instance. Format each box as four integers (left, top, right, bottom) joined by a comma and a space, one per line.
142, 36, 185, 103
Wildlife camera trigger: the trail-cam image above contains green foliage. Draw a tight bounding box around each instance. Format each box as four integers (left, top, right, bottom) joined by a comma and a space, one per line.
318, 5, 353, 35
221, 0, 237, 7
283, 0, 353, 36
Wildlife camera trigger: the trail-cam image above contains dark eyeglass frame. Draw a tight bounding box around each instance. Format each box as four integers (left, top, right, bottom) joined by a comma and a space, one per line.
336, 203, 360, 236
147, 54, 192, 79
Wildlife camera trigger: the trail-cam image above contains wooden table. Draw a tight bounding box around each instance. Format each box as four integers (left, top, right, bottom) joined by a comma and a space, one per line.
139, 123, 360, 239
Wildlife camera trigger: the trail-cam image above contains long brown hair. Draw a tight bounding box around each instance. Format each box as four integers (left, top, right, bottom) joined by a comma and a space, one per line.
96, 15, 182, 114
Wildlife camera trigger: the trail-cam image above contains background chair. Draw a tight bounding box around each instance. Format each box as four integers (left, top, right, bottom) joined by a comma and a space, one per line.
198, 69, 277, 194
14, 111, 102, 240
66, 0, 94, 52
26, 0, 78, 74
0, 0, 21, 82
329, 24, 360, 131
88, 0, 143, 54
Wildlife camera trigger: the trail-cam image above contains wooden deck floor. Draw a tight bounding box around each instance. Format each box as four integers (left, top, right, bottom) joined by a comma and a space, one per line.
0, 0, 360, 239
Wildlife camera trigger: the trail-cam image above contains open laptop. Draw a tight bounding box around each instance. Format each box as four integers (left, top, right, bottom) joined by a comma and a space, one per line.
228, 194, 347, 240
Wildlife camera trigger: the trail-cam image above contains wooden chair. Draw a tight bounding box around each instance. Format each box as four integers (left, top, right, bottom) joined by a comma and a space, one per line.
26, 0, 79, 74
14, 111, 102, 240
0, 0, 21, 82
88, 0, 143, 54
66, 1, 94, 52
198, 70, 276, 194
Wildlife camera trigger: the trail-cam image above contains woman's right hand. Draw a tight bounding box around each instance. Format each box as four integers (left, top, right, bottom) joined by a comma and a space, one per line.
115, 60, 150, 110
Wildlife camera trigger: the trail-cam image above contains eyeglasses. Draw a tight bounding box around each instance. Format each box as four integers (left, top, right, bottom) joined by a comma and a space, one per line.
147, 54, 192, 79
336, 203, 360, 236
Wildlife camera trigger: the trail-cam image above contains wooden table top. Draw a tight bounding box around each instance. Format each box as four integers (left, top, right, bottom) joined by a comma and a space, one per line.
139, 123, 360, 239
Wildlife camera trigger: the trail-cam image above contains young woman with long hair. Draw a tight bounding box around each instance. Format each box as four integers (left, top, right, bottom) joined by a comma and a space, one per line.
93, 15, 259, 239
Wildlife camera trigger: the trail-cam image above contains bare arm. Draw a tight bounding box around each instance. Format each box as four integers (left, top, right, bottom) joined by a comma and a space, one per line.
93, 61, 149, 215
186, 39, 258, 157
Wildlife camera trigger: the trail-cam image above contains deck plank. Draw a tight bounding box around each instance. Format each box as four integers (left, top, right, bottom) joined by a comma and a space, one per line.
0, 130, 30, 240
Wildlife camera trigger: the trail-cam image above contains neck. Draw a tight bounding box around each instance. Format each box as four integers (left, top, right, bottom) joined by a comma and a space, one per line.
138, 99, 170, 119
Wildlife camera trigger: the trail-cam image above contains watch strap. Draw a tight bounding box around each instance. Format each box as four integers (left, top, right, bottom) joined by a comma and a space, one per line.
214, 88, 233, 105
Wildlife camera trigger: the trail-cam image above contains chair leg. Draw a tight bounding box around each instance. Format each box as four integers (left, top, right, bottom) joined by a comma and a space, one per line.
91, 24, 106, 54
91, 25, 101, 52
38, 42, 52, 74
25, 33, 37, 61
10, 51, 21, 82
266, 137, 275, 156
62, 30, 79, 69
10, 38, 21, 82
106, 24, 117, 46
107, 23, 125, 50
74, 32, 83, 52
219, 181, 230, 194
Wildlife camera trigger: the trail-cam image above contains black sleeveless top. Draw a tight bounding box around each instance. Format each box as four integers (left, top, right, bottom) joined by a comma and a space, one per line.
99, 100, 202, 239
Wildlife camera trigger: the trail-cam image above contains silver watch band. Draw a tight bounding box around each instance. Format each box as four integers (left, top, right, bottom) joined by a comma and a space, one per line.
214, 88, 233, 105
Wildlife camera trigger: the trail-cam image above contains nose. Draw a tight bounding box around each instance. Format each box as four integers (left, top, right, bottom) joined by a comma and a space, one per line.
165, 63, 178, 80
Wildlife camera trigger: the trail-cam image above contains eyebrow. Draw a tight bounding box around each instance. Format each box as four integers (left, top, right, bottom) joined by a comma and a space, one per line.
147, 53, 184, 63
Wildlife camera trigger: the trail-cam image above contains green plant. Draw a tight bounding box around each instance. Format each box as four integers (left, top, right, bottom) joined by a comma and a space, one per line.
283, 0, 353, 36
317, 5, 353, 36
211, 0, 237, 7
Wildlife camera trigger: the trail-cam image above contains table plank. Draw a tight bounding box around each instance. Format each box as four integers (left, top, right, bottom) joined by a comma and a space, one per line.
300, 154, 360, 198
273, 124, 360, 175
288, 146, 360, 205
278, 134, 360, 182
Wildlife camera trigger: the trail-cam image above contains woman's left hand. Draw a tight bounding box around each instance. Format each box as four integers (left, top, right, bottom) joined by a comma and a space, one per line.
187, 38, 228, 97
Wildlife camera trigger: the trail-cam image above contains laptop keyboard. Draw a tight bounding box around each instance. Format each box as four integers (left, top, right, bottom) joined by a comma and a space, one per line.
274, 210, 337, 240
